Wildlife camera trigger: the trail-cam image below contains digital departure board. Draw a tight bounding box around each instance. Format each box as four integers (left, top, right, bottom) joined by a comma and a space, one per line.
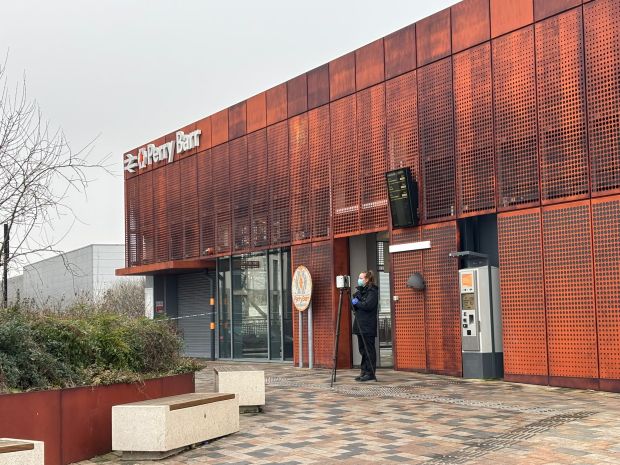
385, 168, 419, 228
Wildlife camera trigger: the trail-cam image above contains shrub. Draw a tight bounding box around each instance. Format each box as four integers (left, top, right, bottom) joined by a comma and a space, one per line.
0, 306, 201, 393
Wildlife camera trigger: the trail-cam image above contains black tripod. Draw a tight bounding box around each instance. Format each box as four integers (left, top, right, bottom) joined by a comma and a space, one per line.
330, 287, 378, 387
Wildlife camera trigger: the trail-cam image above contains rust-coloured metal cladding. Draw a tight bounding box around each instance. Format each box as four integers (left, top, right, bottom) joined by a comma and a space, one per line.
291, 244, 311, 366
384, 23, 416, 80
266, 83, 288, 126
542, 201, 598, 379
287, 73, 308, 118
167, 161, 183, 260
391, 227, 427, 371
307, 64, 330, 109
490, 0, 534, 38
329, 52, 356, 101
355, 39, 385, 91
248, 129, 269, 248
181, 158, 199, 258
416, 7, 451, 66
195, 116, 212, 150
497, 208, 548, 378
230, 136, 250, 252
289, 114, 310, 243
153, 167, 169, 262
228, 101, 247, 139
267, 121, 290, 245
246, 92, 267, 133
197, 149, 215, 255
211, 108, 229, 146
535, 0, 582, 21
308, 105, 331, 239
116, 258, 215, 276
333, 238, 352, 368
451, 0, 491, 53
0, 390, 61, 465
213, 143, 231, 254
592, 196, 620, 380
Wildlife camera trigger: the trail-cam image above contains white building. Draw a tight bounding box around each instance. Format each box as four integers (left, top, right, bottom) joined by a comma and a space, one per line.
8, 244, 139, 307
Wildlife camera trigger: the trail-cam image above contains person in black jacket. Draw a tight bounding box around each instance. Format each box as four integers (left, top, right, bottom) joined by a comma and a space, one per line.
351, 270, 378, 382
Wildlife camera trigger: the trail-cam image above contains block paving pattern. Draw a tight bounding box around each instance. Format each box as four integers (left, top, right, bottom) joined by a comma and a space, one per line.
76, 362, 620, 465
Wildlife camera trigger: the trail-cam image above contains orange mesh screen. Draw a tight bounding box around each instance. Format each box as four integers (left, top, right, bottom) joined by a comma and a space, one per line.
248, 130, 269, 248
331, 95, 360, 236
498, 209, 548, 377
291, 244, 311, 366
391, 227, 427, 371
212, 143, 231, 255
180, 157, 199, 258
268, 122, 290, 245
125, 176, 140, 266
592, 197, 620, 380
422, 223, 461, 376
166, 162, 183, 260
386, 71, 420, 220
454, 43, 496, 216
418, 58, 456, 221
357, 83, 388, 232
290, 114, 311, 243
310, 241, 334, 367
536, 8, 589, 202
308, 106, 331, 239
153, 167, 168, 262
230, 137, 250, 252
138, 172, 154, 264
585, 0, 620, 195
493, 27, 540, 209
197, 150, 214, 256
542, 201, 598, 378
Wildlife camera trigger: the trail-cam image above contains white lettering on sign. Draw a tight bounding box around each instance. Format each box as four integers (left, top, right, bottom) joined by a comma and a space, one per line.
123, 129, 201, 173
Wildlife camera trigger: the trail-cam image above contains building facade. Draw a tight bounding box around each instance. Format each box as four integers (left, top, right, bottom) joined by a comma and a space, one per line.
119, 0, 620, 391
10, 244, 136, 307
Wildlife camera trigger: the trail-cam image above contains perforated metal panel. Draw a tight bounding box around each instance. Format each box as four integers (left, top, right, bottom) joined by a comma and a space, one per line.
153, 167, 168, 262
498, 209, 548, 377
212, 143, 231, 255
197, 150, 214, 256
493, 27, 540, 209
166, 162, 183, 260
454, 43, 496, 216
125, 176, 139, 266
230, 137, 250, 252
422, 223, 461, 376
289, 114, 310, 243
357, 83, 388, 232
268, 121, 290, 246
248, 130, 269, 248
418, 58, 456, 221
308, 105, 331, 239
138, 172, 154, 264
585, 0, 620, 195
331, 95, 360, 236
536, 9, 589, 203
391, 227, 427, 371
291, 244, 311, 366
310, 241, 334, 367
542, 202, 598, 379
180, 156, 199, 258
592, 196, 620, 380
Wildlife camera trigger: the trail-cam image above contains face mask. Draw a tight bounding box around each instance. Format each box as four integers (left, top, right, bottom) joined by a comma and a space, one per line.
357, 278, 365, 287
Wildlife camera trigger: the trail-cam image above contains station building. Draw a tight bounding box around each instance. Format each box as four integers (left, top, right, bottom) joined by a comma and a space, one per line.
118, 0, 620, 391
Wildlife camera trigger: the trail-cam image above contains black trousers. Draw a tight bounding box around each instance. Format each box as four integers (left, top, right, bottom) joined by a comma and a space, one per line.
357, 334, 377, 375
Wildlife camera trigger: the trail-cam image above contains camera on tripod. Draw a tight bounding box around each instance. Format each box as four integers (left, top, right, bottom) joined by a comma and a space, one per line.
336, 275, 351, 289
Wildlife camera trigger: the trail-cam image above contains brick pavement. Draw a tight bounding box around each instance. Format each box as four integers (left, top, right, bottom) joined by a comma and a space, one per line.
76, 362, 620, 465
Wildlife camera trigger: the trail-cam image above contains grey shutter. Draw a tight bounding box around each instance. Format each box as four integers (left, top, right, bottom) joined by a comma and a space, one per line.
177, 273, 212, 358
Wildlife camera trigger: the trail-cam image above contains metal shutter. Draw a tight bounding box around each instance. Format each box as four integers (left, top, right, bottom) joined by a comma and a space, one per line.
177, 273, 212, 358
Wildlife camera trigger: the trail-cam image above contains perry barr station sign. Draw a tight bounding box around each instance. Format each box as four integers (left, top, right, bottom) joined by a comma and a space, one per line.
292, 265, 312, 312
123, 129, 201, 173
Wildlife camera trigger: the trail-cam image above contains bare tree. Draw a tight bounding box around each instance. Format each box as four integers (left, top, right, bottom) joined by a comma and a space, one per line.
0, 56, 108, 305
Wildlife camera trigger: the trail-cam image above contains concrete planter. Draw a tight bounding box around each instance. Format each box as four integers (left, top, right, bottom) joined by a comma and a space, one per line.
0, 373, 195, 465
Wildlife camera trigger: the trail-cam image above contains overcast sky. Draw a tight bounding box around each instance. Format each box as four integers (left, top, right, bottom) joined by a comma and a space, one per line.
0, 0, 458, 262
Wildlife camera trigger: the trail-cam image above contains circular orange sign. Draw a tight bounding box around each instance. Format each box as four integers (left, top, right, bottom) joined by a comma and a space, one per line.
292, 265, 312, 312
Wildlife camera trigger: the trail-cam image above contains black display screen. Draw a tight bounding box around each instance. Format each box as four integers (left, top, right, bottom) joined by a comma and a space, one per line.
385, 168, 419, 228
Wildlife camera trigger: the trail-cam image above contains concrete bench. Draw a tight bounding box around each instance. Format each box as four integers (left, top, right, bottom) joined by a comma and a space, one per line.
214, 367, 265, 412
0, 439, 43, 465
112, 392, 239, 460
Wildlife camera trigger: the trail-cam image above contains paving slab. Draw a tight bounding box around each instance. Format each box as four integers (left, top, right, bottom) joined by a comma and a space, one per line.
74, 362, 620, 465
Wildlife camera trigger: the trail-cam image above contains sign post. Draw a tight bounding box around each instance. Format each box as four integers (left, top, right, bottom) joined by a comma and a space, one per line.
292, 265, 313, 369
